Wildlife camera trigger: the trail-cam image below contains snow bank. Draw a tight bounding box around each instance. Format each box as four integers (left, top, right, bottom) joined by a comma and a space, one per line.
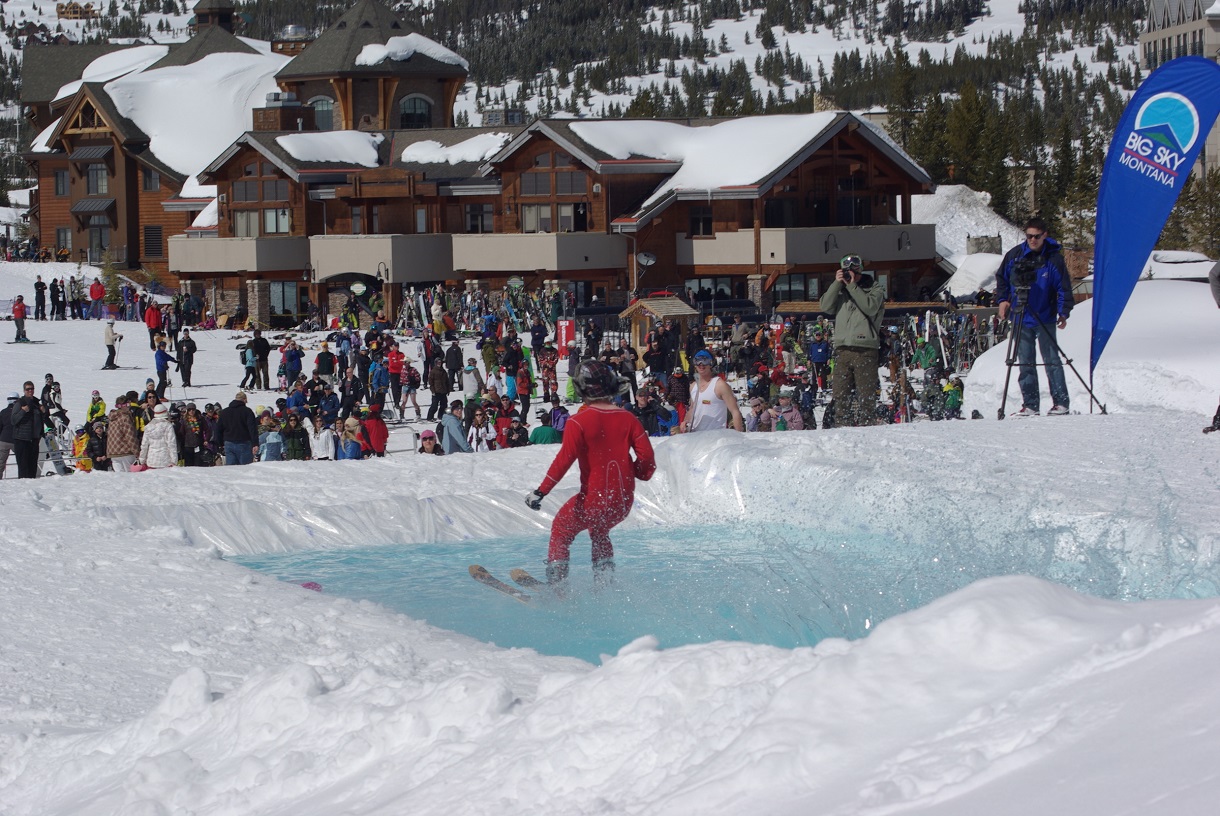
911, 184, 1023, 257
354, 33, 470, 70
1142, 250, 1216, 280
275, 131, 384, 167
2, 279, 1220, 815
943, 251, 1002, 295
401, 131, 512, 164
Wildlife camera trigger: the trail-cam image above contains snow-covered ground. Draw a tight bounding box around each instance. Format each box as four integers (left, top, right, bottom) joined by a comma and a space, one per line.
2, 251, 1220, 814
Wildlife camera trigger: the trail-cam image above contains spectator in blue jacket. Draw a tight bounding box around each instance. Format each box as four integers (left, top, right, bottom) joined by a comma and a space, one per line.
806, 327, 832, 396
318, 384, 341, 426
995, 217, 1074, 417
154, 341, 178, 401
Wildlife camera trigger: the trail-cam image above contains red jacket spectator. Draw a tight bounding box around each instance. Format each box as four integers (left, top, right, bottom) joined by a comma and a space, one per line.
144, 304, 162, 330
359, 413, 389, 457
385, 348, 405, 376
89, 280, 105, 301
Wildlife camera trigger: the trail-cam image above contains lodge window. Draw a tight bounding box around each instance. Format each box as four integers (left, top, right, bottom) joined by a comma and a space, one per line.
371, 205, 381, 234
689, 206, 713, 237
55, 227, 71, 250
143, 225, 164, 258
686, 277, 734, 301
233, 180, 259, 202
399, 97, 431, 129
557, 203, 588, 233
415, 206, 428, 234
262, 179, 289, 201
86, 163, 108, 196
534, 153, 551, 168
142, 169, 160, 192
555, 153, 572, 168
243, 162, 257, 176
555, 171, 586, 195
351, 205, 363, 234
521, 204, 551, 234
54, 170, 69, 196
263, 207, 291, 234
521, 173, 551, 196
309, 97, 334, 131
234, 210, 259, 237
773, 273, 819, 303
465, 203, 494, 234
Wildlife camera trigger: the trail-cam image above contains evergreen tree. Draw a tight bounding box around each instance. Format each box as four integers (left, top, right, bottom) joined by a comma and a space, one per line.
885, 41, 917, 149
908, 94, 949, 182
944, 81, 985, 184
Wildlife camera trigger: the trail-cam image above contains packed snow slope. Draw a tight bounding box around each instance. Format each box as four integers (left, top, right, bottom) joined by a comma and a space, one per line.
0, 277, 1219, 814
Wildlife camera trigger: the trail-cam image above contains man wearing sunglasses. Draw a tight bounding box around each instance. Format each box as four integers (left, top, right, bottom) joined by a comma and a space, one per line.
819, 254, 885, 426
995, 217, 1073, 417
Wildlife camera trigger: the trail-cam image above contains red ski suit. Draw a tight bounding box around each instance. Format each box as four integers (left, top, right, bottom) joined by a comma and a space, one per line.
537, 404, 656, 564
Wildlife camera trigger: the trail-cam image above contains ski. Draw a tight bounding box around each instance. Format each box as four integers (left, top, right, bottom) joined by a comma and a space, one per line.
101, 366, 142, 370
469, 565, 531, 604
6, 340, 49, 344
509, 568, 547, 589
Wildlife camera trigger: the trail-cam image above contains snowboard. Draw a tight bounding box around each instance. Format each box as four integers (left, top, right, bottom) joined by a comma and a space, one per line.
6, 340, 48, 344
468, 564, 531, 604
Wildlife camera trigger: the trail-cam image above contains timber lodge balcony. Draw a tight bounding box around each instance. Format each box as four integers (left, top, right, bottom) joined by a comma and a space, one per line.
676, 224, 936, 267
168, 236, 311, 276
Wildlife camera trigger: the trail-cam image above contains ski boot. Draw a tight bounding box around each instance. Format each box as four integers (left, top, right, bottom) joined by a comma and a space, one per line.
592, 558, 616, 589
545, 559, 569, 585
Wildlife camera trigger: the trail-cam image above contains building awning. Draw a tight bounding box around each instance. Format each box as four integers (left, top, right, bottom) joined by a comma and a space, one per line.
618, 296, 700, 322
68, 145, 113, 161
70, 197, 115, 214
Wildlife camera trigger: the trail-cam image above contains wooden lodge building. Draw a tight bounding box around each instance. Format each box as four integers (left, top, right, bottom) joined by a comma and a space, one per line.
24, 0, 941, 328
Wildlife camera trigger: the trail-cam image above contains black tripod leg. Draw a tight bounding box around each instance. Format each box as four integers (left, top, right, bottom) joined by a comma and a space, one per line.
996, 305, 1024, 420
1026, 312, 1108, 415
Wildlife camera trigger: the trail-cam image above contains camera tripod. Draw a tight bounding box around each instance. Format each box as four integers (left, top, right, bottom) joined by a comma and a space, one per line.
997, 288, 1106, 419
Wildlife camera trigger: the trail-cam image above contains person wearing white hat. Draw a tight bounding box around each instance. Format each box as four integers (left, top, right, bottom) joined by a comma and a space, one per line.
137, 402, 178, 469
103, 316, 123, 369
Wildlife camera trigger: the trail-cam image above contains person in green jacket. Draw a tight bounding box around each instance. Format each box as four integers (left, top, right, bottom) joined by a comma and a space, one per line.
818, 254, 885, 427
528, 410, 562, 444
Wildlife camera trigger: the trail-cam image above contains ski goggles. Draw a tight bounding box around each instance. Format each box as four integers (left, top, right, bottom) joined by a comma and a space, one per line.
840, 255, 863, 271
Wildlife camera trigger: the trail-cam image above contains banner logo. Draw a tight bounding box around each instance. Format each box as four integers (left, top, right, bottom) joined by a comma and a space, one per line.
1119, 92, 1200, 186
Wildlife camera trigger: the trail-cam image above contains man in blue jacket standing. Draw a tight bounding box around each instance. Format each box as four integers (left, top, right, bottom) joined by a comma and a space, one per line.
995, 217, 1074, 417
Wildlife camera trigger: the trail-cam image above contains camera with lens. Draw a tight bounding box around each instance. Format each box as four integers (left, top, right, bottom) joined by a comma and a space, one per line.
1012, 255, 1040, 290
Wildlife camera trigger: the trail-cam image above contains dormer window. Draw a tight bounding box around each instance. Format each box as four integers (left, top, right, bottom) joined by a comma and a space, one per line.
399, 97, 432, 129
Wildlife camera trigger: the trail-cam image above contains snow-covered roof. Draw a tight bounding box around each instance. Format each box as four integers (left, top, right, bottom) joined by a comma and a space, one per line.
276, 132, 385, 167
355, 33, 469, 71
482, 112, 930, 229
102, 51, 288, 196
52, 44, 169, 103
190, 198, 219, 229
1141, 250, 1216, 280
401, 131, 511, 165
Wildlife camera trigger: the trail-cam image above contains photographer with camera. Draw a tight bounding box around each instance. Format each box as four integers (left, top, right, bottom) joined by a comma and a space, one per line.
995, 217, 1074, 417
818, 254, 885, 426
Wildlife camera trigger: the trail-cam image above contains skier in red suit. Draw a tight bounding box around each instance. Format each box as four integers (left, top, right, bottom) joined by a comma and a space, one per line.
527, 360, 656, 584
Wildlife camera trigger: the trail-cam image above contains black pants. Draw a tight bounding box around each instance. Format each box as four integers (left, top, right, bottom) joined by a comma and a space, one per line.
35, 297, 46, 320
255, 360, 270, 390
389, 373, 402, 412
148, 328, 159, 349
180, 362, 192, 387
156, 370, 169, 401
240, 366, 257, 389
105, 344, 116, 368
14, 439, 38, 479
426, 393, 445, 421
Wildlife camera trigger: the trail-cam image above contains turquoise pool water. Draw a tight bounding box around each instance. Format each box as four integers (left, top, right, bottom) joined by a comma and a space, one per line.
232, 522, 1220, 664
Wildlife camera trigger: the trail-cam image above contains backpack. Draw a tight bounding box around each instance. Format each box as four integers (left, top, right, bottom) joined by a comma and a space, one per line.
236, 343, 247, 364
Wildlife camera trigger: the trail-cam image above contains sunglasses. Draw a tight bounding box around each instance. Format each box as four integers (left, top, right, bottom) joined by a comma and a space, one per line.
1025, 232, 1045, 240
